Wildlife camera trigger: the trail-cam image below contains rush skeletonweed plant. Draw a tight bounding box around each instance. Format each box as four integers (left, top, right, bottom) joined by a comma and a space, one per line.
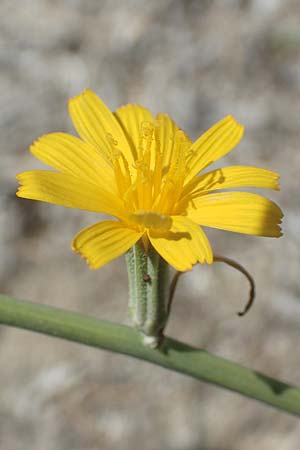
16, 89, 283, 345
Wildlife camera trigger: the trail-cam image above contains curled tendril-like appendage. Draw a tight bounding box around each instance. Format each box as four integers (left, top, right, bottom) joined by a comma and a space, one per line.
213, 255, 255, 316
168, 255, 255, 322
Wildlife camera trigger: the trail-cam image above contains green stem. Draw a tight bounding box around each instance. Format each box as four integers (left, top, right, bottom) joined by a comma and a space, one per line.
126, 243, 169, 347
0, 293, 300, 416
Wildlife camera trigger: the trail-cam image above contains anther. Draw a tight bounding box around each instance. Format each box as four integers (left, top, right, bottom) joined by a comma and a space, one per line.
111, 148, 122, 160
106, 133, 118, 147
141, 121, 154, 137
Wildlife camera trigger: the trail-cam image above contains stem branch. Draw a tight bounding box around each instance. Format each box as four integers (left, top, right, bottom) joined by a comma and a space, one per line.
0, 294, 299, 416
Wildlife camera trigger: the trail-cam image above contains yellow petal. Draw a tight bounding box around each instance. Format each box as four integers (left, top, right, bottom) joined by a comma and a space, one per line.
155, 113, 192, 169
30, 132, 116, 193
183, 166, 280, 198
186, 115, 244, 182
187, 192, 283, 237
148, 216, 213, 271
114, 104, 153, 161
72, 220, 143, 269
68, 89, 133, 165
16, 170, 126, 218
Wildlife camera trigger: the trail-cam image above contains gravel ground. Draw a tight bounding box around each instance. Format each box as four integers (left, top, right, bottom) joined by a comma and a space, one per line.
1, 1, 300, 449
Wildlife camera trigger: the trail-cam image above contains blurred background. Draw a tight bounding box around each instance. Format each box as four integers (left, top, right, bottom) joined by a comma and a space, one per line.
1, 0, 300, 449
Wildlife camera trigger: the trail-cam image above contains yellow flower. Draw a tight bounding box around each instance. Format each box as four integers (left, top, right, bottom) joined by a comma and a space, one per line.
16, 89, 282, 271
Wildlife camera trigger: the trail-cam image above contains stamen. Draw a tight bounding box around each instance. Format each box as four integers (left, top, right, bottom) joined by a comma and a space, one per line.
133, 121, 155, 210
105, 133, 118, 163
139, 121, 154, 155
133, 160, 149, 209
154, 130, 187, 213
152, 120, 163, 200
106, 132, 118, 147
141, 121, 154, 138
110, 118, 189, 218
106, 132, 132, 197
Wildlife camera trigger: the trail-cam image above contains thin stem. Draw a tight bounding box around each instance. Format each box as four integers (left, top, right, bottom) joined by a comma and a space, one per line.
168, 256, 255, 319
213, 255, 255, 316
167, 270, 182, 316
0, 294, 300, 416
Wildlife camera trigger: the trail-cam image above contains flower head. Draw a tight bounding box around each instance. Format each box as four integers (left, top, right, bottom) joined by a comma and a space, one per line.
17, 89, 282, 271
